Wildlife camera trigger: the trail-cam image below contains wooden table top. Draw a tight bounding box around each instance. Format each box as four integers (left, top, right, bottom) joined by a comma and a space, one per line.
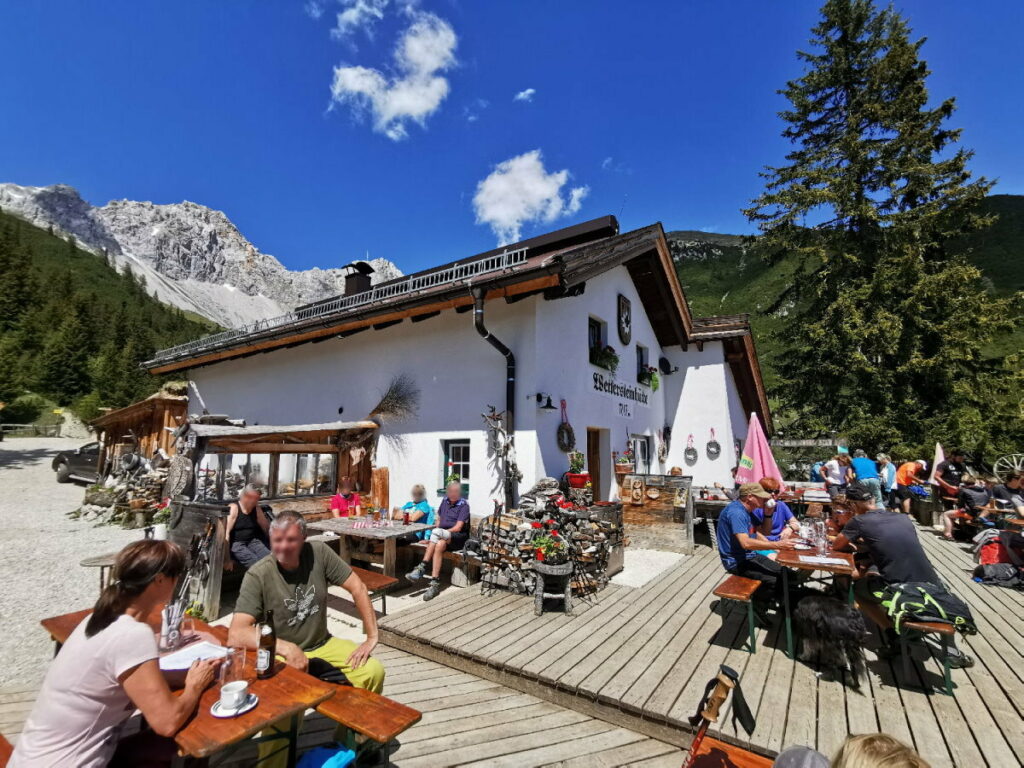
308, 517, 434, 540
39, 610, 336, 760
775, 548, 855, 575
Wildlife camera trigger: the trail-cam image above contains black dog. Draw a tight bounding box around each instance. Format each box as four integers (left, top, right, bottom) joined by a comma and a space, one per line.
794, 593, 868, 687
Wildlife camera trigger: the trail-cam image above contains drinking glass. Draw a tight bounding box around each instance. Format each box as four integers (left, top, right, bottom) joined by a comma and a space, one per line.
219, 647, 248, 687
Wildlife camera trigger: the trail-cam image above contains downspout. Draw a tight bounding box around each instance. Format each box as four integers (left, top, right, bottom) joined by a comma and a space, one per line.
470, 285, 516, 511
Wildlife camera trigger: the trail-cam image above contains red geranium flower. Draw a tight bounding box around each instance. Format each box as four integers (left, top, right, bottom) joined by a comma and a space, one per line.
531, 521, 542, 529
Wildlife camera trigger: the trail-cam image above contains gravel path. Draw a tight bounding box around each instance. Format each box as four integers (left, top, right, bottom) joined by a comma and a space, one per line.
0, 437, 137, 686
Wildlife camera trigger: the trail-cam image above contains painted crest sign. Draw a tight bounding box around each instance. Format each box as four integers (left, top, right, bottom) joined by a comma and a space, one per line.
617, 294, 631, 345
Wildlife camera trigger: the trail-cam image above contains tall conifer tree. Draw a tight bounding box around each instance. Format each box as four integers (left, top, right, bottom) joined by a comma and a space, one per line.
745, 0, 1023, 455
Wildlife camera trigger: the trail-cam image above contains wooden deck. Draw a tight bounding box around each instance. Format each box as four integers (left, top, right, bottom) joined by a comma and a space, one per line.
0, 649, 681, 767
380, 526, 1024, 768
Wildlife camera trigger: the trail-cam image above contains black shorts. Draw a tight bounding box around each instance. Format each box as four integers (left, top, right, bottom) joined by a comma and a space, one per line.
895, 484, 915, 502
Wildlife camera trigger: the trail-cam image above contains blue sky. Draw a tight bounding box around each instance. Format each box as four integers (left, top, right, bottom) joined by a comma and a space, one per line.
2, 1, 1021, 274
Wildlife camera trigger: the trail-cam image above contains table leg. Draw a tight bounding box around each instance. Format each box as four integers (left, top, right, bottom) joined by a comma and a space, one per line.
383, 537, 397, 579
782, 567, 794, 659
286, 713, 299, 767
337, 534, 352, 564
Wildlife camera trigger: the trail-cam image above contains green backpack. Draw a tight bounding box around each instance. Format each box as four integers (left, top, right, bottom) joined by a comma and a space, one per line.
873, 581, 977, 635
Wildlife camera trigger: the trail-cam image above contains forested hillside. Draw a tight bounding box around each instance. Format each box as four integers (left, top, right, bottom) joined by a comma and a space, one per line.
670, 194, 1024, 395
0, 210, 217, 423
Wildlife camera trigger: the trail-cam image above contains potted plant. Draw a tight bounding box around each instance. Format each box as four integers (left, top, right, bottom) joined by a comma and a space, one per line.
589, 344, 620, 376
638, 365, 660, 392
566, 450, 590, 488
613, 443, 635, 477
532, 533, 568, 564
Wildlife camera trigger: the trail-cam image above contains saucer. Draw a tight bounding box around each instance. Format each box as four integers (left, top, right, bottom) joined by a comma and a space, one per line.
211, 693, 258, 718
793, 543, 813, 551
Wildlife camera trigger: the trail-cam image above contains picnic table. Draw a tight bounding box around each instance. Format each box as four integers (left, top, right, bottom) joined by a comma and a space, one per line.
40, 609, 335, 767
776, 547, 856, 660
307, 517, 434, 579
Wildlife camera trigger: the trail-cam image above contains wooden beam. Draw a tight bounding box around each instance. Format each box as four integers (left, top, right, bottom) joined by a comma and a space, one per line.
208, 442, 343, 454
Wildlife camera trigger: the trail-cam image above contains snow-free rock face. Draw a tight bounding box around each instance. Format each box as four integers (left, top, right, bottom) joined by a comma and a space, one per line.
0, 183, 403, 328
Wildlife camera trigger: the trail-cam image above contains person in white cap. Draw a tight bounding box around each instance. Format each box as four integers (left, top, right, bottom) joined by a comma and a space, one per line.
894, 459, 928, 515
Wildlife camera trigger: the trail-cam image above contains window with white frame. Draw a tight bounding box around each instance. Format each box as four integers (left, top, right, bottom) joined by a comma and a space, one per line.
442, 439, 471, 488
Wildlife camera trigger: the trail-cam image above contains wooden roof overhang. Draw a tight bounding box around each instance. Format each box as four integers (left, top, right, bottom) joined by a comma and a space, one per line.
90, 397, 187, 429
691, 315, 773, 434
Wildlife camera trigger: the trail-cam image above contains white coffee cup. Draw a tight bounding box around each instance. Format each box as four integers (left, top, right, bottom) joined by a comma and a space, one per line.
220, 680, 249, 710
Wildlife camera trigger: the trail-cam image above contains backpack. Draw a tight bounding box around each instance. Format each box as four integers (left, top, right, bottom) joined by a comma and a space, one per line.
973, 563, 1024, 589
874, 581, 978, 635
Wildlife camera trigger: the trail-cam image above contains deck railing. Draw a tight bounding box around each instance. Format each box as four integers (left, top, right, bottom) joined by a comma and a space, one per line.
147, 248, 529, 365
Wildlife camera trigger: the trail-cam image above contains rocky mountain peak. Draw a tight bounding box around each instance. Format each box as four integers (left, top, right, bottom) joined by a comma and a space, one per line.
0, 182, 403, 328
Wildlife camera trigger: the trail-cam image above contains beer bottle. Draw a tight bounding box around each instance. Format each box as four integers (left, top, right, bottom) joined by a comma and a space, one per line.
256, 610, 276, 679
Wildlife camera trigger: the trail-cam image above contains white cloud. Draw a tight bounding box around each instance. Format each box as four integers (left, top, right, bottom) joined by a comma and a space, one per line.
305, 0, 327, 20
601, 156, 613, 170
330, 10, 458, 140
473, 149, 589, 245
513, 88, 536, 102
330, 0, 390, 40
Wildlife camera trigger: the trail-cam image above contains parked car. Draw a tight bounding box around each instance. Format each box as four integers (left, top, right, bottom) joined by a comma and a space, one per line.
52, 441, 100, 484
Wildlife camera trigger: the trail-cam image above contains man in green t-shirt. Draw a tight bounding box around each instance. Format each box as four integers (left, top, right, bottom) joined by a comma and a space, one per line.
228, 509, 385, 766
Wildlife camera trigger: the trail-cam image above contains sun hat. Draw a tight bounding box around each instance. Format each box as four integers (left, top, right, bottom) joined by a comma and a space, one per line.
916, 459, 928, 469
738, 482, 771, 500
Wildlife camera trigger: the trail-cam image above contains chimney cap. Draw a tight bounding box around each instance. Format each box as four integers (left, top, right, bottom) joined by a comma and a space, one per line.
342, 261, 376, 276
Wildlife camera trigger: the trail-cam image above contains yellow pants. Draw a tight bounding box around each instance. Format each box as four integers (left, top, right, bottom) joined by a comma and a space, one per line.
257, 637, 386, 767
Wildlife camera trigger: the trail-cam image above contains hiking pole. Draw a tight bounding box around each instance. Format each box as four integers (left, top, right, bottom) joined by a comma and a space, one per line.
681, 664, 754, 768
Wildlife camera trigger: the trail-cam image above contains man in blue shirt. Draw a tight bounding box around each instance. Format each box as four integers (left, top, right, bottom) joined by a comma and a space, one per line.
716, 483, 796, 603
850, 450, 883, 506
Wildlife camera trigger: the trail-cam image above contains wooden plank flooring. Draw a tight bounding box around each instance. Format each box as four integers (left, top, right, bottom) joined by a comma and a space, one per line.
381, 527, 1024, 767
0, 649, 680, 767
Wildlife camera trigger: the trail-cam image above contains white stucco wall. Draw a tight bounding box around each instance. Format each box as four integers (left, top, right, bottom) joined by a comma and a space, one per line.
187, 265, 752, 507
663, 341, 751, 488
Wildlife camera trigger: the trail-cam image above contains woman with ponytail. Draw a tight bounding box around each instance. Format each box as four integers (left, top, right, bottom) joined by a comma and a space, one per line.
12, 540, 219, 768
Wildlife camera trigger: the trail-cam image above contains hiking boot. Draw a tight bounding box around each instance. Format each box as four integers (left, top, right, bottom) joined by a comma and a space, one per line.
406, 562, 427, 582
423, 579, 442, 601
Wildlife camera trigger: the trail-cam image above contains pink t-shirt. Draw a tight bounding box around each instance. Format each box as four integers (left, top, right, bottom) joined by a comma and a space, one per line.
12, 614, 158, 768
330, 492, 361, 516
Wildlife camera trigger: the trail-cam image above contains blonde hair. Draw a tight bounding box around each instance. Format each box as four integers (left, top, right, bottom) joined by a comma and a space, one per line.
833, 734, 930, 768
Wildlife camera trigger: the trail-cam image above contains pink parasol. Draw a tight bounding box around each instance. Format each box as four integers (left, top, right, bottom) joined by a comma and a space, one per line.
734, 412, 784, 490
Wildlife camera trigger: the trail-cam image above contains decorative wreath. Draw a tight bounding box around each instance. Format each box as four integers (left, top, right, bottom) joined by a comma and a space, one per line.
556, 399, 576, 452
684, 434, 698, 464
706, 428, 722, 460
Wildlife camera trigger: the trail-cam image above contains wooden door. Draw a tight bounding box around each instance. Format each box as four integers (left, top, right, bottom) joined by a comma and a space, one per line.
587, 428, 603, 502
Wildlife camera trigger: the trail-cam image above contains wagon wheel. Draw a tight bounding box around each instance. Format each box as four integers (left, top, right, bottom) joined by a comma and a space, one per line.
993, 453, 1024, 482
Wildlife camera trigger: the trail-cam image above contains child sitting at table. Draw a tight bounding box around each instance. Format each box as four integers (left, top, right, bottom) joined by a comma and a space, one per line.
329, 476, 361, 518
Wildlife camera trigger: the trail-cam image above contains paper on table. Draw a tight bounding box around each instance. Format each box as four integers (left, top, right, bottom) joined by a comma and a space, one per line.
798, 555, 848, 565
159, 641, 229, 670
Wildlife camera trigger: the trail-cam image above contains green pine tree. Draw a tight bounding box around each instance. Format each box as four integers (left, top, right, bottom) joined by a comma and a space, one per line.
744, 0, 1023, 458
37, 294, 94, 403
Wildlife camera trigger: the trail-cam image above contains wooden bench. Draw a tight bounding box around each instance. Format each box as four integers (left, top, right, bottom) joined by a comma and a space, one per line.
0, 733, 13, 767
900, 620, 957, 696
315, 683, 421, 762
405, 540, 480, 587
712, 575, 760, 653
349, 565, 399, 616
